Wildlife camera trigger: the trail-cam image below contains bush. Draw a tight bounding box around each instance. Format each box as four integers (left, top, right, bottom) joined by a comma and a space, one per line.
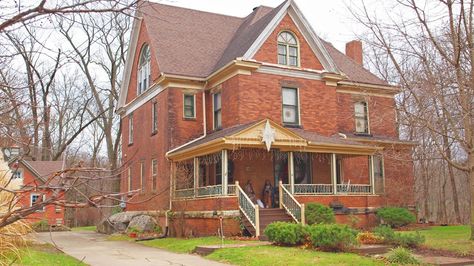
376, 207, 416, 228
386, 247, 420, 265
356, 232, 384, 245
264, 222, 306, 245
373, 225, 424, 248
305, 203, 335, 225
307, 224, 358, 251
31, 220, 49, 232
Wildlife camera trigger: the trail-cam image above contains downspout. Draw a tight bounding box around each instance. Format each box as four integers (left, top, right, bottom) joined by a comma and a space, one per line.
165, 84, 208, 236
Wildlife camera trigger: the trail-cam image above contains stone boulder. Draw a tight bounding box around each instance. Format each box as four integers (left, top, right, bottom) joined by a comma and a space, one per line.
96, 211, 145, 234
127, 214, 157, 233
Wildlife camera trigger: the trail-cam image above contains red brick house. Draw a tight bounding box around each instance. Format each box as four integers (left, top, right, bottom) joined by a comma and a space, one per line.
117, 0, 415, 237
10, 159, 65, 225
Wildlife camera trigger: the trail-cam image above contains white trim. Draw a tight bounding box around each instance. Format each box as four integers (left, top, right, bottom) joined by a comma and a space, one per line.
336, 89, 394, 98
30, 193, 45, 212
140, 161, 145, 192
354, 101, 370, 134
117, 15, 143, 111
128, 113, 134, 145
281, 87, 300, 126
128, 167, 132, 191
257, 65, 323, 80
212, 92, 222, 130
121, 84, 164, 117
151, 101, 158, 134
277, 30, 300, 67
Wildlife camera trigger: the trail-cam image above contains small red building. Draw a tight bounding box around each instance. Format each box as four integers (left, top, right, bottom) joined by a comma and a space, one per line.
10, 160, 65, 225
117, 1, 415, 237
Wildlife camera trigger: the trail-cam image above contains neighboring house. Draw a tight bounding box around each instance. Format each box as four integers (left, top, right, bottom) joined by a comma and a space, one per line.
117, 0, 415, 237
9, 159, 65, 225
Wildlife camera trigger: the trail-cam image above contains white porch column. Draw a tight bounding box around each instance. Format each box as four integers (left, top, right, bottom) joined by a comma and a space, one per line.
222, 149, 228, 195
288, 151, 294, 194
369, 155, 375, 195
193, 157, 199, 198
331, 153, 337, 194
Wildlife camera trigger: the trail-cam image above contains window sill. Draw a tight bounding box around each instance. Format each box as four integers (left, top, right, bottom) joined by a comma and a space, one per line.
128, 143, 134, 147
183, 117, 197, 121
354, 132, 372, 137
283, 124, 302, 129
151, 131, 158, 136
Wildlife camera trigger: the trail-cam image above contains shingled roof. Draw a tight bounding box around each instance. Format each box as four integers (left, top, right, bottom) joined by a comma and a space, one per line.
137, 0, 387, 84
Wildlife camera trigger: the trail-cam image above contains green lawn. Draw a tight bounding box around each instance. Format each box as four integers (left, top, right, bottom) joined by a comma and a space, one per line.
409, 225, 474, 256
3, 244, 86, 266
141, 236, 255, 253
206, 246, 383, 266
71, 225, 96, 232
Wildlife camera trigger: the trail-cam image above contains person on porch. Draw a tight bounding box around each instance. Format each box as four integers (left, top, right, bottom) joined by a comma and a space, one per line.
262, 179, 273, 208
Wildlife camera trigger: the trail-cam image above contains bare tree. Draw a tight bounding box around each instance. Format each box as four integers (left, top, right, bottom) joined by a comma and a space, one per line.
351, 0, 474, 232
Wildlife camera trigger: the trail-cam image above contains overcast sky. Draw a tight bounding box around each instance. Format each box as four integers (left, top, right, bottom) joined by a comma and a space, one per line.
155, 0, 365, 52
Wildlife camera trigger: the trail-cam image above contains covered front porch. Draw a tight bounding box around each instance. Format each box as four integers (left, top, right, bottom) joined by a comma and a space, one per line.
167, 119, 384, 236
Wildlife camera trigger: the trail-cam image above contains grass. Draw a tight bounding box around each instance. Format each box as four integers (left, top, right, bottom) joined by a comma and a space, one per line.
406, 225, 474, 256
2, 244, 86, 266
141, 236, 254, 253
71, 225, 96, 232
206, 246, 383, 266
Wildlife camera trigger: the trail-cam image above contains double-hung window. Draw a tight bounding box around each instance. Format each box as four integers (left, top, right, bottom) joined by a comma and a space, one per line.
183, 94, 195, 119
140, 162, 145, 192
151, 159, 158, 191
31, 194, 45, 211
282, 87, 299, 125
213, 93, 222, 129
127, 167, 132, 191
128, 113, 134, 145
278, 31, 299, 66
137, 44, 151, 95
152, 102, 158, 134
354, 102, 369, 133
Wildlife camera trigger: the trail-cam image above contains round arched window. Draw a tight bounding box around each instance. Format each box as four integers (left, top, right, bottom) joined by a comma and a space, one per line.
138, 44, 151, 95
277, 31, 299, 66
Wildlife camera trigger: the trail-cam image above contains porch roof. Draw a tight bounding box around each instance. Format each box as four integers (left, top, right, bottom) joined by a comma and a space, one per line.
167, 119, 381, 161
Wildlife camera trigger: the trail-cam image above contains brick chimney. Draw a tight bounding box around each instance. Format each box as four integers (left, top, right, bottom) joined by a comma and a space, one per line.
345, 40, 363, 66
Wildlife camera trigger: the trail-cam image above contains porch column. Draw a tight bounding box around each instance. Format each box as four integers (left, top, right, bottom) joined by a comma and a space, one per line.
193, 157, 199, 198
288, 151, 294, 194
222, 149, 228, 195
331, 153, 337, 194
369, 155, 375, 195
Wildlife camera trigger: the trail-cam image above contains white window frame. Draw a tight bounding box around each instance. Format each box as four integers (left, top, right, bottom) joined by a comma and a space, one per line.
151, 159, 158, 191
127, 167, 132, 192
152, 102, 158, 134
128, 113, 134, 145
12, 168, 23, 179
277, 31, 300, 67
140, 162, 145, 192
213, 92, 222, 130
281, 87, 300, 126
354, 101, 370, 134
183, 94, 196, 119
30, 194, 45, 212
137, 44, 151, 95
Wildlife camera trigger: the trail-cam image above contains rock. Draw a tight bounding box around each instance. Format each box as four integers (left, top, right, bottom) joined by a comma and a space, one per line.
96, 211, 145, 234
127, 215, 157, 232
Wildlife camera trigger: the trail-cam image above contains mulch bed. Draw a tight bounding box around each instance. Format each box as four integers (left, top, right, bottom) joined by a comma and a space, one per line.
414, 246, 474, 260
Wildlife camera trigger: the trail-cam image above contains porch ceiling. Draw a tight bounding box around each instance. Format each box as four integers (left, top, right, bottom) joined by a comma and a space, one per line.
167, 119, 381, 161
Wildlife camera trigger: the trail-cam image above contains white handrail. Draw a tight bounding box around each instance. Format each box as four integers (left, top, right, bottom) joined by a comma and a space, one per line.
235, 181, 260, 237
279, 181, 305, 225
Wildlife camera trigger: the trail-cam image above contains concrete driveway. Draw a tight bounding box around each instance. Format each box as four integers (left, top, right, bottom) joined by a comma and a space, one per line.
36, 231, 229, 266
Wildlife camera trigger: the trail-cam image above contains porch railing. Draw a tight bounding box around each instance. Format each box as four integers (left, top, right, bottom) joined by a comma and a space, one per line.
279, 181, 305, 224
197, 185, 222, 197
235, 181, 260, 237
292, 184, 333, 195
336, 184, 372, 194
174, 188, 194, 199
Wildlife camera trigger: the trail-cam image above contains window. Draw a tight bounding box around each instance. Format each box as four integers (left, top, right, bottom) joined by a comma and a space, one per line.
151, 159, 158, 191
128, 113, 134, 144
127, 167, 132, 191
152, 102, 158, 134
30, 194, 45, 211
137, 44, 151, 95
12, 168, 23, 179
213, 93, 222, 129
282, 87, 299, 125
55, 205, 61, 213
183, 94, 195, 119
140, 162, 145, 192
354, 102, 369, 133
278, 31, 299, 66
373, 155, 384, 194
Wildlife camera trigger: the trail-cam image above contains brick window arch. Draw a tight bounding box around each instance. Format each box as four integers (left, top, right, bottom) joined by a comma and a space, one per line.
277, 31, 299, 66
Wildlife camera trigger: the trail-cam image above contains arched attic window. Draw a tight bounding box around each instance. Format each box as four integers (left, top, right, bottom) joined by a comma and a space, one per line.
277, 31, 299, 66
137, 44, 151, 95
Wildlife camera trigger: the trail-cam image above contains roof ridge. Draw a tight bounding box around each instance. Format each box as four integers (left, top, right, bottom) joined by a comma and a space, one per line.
140, 1, 244, 19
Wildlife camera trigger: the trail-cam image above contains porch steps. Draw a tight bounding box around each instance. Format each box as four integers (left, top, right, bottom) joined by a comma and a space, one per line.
241, 208, 294, 238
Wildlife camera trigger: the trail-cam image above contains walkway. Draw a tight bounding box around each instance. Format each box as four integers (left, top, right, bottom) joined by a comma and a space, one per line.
36, 231, 229, 266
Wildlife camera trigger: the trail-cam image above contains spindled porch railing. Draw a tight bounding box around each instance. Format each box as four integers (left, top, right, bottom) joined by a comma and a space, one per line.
235, 181, 260, 237
279, 181, 305, 225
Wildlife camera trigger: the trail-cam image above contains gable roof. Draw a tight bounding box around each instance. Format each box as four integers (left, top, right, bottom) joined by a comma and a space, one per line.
122, 0, 387, 100
15, 160, 64, 186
